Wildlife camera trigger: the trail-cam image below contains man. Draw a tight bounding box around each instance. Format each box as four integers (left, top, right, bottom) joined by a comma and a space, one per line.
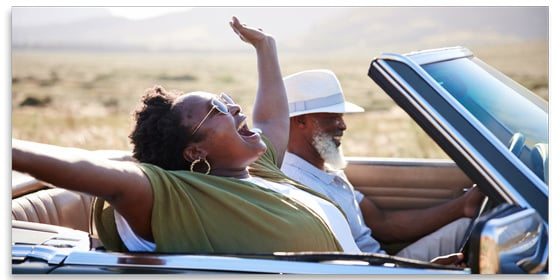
280, 69, 484, 262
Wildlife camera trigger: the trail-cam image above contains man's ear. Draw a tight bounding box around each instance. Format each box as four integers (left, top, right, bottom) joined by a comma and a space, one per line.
292, 115, 307, 128
183, 144, 208, 162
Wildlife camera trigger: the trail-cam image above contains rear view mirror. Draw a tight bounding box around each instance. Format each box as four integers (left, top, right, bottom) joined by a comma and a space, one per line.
469, 204, 548, 274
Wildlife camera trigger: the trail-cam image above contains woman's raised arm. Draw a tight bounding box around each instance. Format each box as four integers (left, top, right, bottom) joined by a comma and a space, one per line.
230, 16, 289, 166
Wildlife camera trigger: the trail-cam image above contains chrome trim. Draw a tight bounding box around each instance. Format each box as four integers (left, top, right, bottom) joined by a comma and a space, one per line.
480, 208, 547, 273
517, 223, 548, 273
378, 46, 472, 66
64, 252, 466, 274
346, 157, 459, 168
11, 245, 33, 261
12, 223, 91, 265
372, 60, 516, 205
372, 53, 548, 209
408, 46, 473, 65
12, 244, 72, 265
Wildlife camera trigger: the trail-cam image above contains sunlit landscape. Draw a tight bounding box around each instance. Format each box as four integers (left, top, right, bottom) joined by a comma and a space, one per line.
12, 41, 548, 158
11, 7, 548, 158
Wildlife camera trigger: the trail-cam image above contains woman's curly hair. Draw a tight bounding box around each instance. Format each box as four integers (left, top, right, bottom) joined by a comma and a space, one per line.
129, 85, 200, 170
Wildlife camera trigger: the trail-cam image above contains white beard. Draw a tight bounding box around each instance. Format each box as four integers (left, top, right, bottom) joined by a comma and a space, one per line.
312, 132, 347, 170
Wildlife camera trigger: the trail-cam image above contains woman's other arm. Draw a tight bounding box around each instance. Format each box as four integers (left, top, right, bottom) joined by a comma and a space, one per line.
12, 139, 154, 240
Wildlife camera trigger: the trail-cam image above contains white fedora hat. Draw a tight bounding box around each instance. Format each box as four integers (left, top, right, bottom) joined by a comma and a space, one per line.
283, 69, 365, 117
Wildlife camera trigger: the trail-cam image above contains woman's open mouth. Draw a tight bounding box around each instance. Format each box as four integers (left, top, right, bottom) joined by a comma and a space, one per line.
237, 119, 261, 143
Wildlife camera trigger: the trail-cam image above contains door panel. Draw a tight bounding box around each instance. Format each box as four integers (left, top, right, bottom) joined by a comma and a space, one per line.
345, 157, 473, 211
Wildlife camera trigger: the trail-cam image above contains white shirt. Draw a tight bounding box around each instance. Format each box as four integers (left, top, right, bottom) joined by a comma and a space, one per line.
242, 176, 360, 253
281, 152, 385, 253
114, 210, 156, 252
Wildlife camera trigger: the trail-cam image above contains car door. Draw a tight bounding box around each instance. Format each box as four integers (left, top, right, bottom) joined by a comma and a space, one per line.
346, 157, 472, 211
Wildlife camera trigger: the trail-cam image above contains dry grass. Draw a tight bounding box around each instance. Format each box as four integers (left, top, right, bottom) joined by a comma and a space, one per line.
12, 42, 548, 158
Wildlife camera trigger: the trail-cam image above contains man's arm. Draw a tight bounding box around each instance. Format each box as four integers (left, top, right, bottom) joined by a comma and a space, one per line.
360, 186, 483, 243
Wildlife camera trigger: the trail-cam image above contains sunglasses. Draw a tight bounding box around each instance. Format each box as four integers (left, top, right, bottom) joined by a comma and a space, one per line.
190, 93, 235, 136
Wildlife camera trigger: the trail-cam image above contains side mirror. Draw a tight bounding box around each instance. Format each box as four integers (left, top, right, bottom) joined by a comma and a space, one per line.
469, 204, 548, 274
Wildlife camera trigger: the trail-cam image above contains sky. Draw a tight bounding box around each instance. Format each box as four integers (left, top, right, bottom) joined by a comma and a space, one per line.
107, 7, 192, 20
11, 6, 549, 54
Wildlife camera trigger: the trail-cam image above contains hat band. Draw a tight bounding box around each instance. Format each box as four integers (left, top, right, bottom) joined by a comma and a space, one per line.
288, 93, 344, 113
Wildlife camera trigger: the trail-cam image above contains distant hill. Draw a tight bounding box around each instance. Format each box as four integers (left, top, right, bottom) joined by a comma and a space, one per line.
12, 7, 111, 27
300, 7, 548, 52
12, 7, 548, 53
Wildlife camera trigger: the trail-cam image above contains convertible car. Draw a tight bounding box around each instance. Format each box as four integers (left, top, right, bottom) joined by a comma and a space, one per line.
12, 46, 548, 274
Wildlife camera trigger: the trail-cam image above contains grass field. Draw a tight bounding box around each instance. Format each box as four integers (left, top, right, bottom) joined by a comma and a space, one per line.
11, 42, 548, 158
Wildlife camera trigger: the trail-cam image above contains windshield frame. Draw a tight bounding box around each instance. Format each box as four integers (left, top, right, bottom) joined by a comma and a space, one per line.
370, 48, 548, 221
419, 57, 548, 184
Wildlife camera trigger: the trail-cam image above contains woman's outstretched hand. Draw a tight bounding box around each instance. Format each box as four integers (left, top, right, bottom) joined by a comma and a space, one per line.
229, 16, 270, 47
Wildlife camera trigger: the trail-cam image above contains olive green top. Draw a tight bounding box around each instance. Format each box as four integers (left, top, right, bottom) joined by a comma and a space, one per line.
93, 136, 343, 253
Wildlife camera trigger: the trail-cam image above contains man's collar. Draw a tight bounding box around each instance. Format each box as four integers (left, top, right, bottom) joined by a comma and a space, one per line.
283, 152, 337, 184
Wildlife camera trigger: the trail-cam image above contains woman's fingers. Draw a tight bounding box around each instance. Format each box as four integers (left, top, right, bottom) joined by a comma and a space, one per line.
229, 16, 268, 47
229, 19, 247, 43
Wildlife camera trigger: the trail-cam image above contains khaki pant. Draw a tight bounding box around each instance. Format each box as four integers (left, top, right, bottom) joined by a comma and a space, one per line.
396, 218, 471, 262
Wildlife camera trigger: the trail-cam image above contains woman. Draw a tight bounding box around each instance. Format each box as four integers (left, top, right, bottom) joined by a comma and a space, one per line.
12, 17, 359, 254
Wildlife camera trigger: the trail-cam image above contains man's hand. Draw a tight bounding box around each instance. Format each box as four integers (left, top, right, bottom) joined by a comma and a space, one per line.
461, 185, 485, 218
431, 252, 466, 267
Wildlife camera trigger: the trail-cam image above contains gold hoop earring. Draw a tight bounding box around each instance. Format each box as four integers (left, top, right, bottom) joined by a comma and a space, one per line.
190, 158, 211, 175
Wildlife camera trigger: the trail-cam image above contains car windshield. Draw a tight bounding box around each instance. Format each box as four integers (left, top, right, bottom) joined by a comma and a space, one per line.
421, 57, 548, 182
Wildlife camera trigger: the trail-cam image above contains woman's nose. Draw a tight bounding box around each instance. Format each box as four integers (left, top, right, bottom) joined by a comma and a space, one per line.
228, 103, 241, 115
